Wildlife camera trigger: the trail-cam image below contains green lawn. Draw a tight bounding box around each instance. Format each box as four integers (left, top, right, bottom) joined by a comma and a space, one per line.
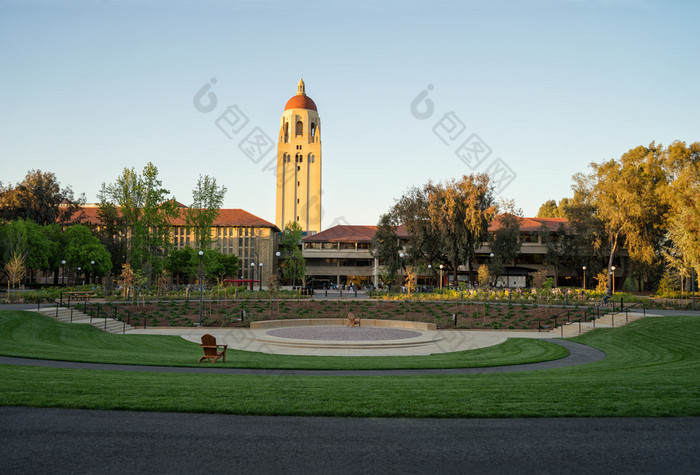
0, 311, 698, 418
0, 311, 567, 370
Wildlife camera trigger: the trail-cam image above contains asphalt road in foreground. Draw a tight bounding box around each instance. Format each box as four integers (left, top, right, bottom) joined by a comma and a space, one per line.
1, 407, 697, 474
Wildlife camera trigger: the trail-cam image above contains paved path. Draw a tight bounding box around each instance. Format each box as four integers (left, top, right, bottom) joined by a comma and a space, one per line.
130, 326, 566, 356
2, 407, 698, 474
0, 339, 604, 375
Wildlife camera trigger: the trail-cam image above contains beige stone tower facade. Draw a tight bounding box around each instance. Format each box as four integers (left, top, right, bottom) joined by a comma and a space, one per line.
275, 79, 322, 234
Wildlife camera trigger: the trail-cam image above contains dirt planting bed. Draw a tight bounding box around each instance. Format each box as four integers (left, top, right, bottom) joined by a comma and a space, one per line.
94, 299, 590, 330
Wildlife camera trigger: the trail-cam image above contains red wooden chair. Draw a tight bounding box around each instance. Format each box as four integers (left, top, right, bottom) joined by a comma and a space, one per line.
198, 334, 228, 363
346, 312, 361, 327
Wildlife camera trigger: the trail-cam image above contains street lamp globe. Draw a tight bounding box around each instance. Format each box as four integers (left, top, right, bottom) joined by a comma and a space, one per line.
259, 262, 264, 290
198, 251, 204, 257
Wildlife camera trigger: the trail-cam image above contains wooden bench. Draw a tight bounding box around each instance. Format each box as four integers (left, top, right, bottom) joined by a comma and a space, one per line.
198, 334, 228, 363
66, 291, 97, 300
346, 312, 361, 327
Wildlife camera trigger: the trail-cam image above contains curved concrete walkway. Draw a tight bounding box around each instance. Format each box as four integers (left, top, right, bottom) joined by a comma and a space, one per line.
128, 326, 566, 356
0, 339, 604, 375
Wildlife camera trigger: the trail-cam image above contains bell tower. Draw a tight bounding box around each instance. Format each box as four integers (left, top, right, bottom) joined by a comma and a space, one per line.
276, 79, 322, 234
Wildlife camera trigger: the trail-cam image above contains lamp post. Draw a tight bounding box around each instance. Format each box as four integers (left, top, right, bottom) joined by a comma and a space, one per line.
259, 262, 264, 291
61, 260, 66, 286
582, 266, 587, 290
197, 250, 204, 327
611, 266, 616, 294
439, 264, 444, 294
251, 262, 256, 291
275, 251, 282, 286
77, 267, 81, 287
489, 253, 495, 288
427, 264, 432, 288
90, 260, 95, 285
692, 266, 696, 311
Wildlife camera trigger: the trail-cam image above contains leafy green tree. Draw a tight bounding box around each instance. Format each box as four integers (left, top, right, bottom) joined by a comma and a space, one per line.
206, 251, 240, 283
279, 221, 305, 286
186, 175, 227, 250
390, 185, 443, 276
536, 198, 571, 218
489, 203, 522, 287
0, 219, 56, 285
663, 141, 700, 278
572, 143, 669, 291
63, 225, 113, 282
426, 174, 496, 285
0, 169, 84, 225
99, 162, 178, 278
94, 201, 127, 274
165, 247, 197, 284
371, 213, 402, 285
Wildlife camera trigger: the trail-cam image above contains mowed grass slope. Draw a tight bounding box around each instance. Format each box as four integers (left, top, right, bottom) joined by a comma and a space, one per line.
0, 311, 566, 370
0, 312, 698, 417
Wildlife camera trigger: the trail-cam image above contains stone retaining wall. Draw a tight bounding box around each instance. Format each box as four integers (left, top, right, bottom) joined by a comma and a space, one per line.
250, 318, 436, 331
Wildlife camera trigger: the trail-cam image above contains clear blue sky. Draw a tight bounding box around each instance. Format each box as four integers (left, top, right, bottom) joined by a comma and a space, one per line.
2, 0, 698, 228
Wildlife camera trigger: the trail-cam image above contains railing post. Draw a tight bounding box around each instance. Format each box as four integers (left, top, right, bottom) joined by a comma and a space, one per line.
611, 313, 615, 327
123, 321, 126, 334
70, 307, 73, 323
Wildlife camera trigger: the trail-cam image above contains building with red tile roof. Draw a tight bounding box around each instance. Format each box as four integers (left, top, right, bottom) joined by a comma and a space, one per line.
70, 205, 279, 282
301, 216, 587, 288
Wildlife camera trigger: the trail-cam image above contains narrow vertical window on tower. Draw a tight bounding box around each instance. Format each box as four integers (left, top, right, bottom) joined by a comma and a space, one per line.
295, 120, 303, 136
283, 122, 289, 143
310, 122, 316, 142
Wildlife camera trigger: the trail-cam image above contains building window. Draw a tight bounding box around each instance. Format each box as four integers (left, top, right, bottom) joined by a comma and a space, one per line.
295, 120, 303, 136
283, 122, 289, 143
310, 122, 316, 142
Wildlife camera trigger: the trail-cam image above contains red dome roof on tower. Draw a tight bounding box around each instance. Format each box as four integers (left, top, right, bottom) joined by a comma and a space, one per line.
284, 78, 318, 111
284, 95, 317, 111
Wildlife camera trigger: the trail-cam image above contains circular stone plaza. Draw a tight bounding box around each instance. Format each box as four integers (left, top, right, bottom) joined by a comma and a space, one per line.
132, 318, 564, 357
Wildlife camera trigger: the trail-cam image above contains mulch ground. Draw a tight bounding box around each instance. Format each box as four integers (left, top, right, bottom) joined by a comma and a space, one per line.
96, 299, 589, 330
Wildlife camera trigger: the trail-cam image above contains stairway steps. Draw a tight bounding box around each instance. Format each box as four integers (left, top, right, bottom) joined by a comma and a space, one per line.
36, 306, 135, 334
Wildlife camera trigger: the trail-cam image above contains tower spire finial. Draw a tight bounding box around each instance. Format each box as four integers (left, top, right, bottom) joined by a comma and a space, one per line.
297, 78, 306, 96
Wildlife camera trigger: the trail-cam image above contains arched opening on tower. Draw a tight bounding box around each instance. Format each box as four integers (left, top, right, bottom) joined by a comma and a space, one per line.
310, 122, 317, 142
295, 120, 303, 137
283, 122, 289, 143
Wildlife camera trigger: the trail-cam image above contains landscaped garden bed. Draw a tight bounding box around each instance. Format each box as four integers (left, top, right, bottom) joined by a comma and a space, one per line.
90, 299, 592, 330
